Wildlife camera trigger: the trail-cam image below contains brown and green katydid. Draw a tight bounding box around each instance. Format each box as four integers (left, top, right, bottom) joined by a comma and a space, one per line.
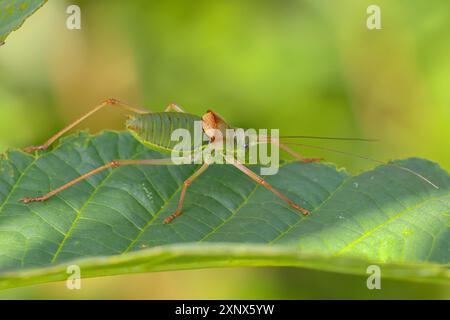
20, 99, 438, 224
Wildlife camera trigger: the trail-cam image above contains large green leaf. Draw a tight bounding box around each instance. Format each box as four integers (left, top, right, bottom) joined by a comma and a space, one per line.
0, 0, 47, 44
0, 131, 448, 289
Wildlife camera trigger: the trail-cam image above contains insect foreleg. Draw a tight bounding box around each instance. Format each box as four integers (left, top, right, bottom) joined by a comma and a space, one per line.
226, 156, 310, 216
257, 136, 323, 163
278, 142, 323, 163
23, 98, 148, 153
20, 157, 185, 204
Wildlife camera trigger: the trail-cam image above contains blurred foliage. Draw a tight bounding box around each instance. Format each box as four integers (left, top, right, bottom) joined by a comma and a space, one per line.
0, 267, 448, 299
0, 0, 448, 299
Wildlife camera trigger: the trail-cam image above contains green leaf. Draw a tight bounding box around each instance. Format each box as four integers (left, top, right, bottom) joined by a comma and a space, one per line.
0, 0, 47, 44
0, 131, 448, 289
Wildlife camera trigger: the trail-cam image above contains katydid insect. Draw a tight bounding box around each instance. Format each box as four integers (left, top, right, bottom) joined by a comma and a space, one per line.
20, 98, 438, 224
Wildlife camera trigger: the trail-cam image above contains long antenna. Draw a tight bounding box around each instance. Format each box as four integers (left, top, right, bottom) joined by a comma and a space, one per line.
281, 141, 439, 189
280, 135, 378, 142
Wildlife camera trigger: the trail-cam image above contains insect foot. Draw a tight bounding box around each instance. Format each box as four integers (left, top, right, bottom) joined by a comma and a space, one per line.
20, 196, 46, 204
289, 202, 310, 216
302, 157, 324, 163
23, 145, 47, 153
163, 211, 182, 224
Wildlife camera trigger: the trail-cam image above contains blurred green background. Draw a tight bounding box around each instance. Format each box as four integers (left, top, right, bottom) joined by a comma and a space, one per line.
0, 0, 448, 299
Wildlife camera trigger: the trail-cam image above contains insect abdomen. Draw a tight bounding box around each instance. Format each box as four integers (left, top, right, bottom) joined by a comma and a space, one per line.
126, 112, 203, 153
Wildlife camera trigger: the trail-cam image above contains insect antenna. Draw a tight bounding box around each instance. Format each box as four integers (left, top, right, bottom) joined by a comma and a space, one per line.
280, 135, 378, 142
280, 141, 439, 189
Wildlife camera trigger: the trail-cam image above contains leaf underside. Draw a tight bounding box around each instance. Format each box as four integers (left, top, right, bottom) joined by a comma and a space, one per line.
0, 0, 47, 43
0, 131, 448, 289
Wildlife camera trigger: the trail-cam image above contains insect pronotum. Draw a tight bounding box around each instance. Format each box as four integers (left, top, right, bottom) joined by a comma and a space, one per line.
20, 99, 438, 224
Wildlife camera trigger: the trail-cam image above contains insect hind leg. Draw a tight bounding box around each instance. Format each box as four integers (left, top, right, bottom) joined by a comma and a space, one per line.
21, 158, 177, 204
23, 99, 148, 153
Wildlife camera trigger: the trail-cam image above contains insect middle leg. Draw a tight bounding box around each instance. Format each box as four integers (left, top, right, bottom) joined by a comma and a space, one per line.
164, 103, 186, 113
23, 98, 148, 153
227, 157, 310, 215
